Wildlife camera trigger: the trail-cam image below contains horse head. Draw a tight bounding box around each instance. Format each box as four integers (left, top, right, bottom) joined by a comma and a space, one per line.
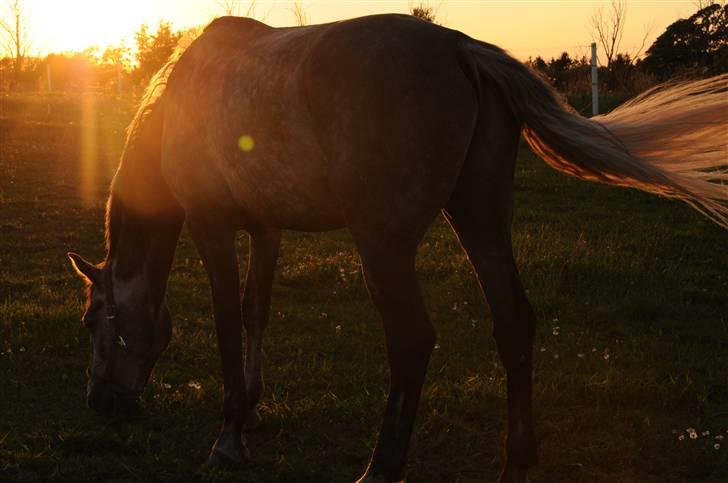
68, 252, 172, 415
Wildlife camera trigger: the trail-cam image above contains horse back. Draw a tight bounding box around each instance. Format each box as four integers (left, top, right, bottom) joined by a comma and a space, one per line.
161, 15, 478, 233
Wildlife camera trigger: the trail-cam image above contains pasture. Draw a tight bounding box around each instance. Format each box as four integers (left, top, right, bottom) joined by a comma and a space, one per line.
1, 92, 726, 482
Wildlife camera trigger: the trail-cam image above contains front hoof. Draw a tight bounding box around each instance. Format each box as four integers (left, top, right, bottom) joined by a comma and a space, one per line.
497, 465, 531, 483
205, 435, 251, 466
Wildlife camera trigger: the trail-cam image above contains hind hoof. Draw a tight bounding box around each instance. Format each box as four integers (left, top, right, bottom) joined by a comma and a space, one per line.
355, 473, 403, 483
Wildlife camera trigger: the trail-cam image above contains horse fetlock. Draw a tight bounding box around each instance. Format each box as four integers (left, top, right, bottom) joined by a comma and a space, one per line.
498, 465, 532, 483
206, 431, 251, 466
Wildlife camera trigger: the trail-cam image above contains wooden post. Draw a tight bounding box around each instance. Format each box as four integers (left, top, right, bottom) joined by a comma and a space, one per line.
591, 42, 599, 116
117, 62, 122, 94
46, 63, 52, 116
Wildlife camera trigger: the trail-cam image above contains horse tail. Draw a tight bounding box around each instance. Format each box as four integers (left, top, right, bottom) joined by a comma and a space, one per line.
463, 41, 728, 229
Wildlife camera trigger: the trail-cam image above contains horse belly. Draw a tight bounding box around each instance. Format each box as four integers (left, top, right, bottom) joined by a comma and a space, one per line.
224, 149, 345, 232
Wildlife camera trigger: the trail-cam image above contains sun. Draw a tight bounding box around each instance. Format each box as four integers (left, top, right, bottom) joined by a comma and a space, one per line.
27, 0, 179, 54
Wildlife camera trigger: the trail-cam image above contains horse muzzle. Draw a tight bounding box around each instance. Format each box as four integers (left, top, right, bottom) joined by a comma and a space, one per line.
87, 381, 140, 416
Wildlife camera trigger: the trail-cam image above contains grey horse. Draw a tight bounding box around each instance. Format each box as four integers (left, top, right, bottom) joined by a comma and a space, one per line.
68, 14, 728, 483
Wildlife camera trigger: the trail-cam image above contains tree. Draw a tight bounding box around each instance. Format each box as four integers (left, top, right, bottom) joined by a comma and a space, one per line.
101, 44, 132, 72
590, 0, 626, 67
134, 21, 181, 83
216, 0, 258, 17
0, 0, 30, 89
410, 2, 438, 23
643, 3, 728, 78
695, 0, 726, 9
291, 1, 307, 26
589, 0, 650, 67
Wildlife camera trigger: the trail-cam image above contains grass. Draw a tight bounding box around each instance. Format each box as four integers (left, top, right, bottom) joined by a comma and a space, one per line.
1, 91, 726, 483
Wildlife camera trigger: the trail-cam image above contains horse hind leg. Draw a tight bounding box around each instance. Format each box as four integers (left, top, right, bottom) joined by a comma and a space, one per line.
241, 228, 281, 430
443, 138, 536, 482
354, 241, 436, 483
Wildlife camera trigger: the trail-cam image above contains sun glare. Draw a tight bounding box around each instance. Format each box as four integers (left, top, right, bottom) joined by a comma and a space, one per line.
20, 1, 697, 63
29, 0, 201, 53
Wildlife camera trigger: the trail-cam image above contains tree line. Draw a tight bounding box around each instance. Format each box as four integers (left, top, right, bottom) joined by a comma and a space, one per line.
529, 3, 727, 114
1, 1, 725, 101
0, 20, 183, 92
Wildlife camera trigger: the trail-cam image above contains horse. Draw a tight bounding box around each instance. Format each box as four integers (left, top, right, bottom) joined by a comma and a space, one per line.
67, 14, 728, 483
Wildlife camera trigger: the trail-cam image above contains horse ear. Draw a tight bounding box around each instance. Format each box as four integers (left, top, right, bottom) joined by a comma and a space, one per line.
68, 252, 102, 285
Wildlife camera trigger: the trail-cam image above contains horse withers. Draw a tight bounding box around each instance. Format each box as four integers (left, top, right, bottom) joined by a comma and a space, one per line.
69, 14, 728, 483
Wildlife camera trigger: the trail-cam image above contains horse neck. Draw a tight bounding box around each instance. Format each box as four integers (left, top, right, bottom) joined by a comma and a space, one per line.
105, 178, 184, 314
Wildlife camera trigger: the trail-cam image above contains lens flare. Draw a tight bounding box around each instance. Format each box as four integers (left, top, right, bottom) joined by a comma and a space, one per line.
80, 91, 98, 207
238, 134, 255, 152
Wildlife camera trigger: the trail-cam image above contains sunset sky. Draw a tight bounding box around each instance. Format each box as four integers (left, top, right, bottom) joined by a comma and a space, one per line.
20, 1, 700, 62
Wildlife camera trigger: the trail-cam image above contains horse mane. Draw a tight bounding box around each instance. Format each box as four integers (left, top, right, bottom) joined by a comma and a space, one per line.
123, 42, 188, 149
104, 27, 203, 265
103, 17, 273, 264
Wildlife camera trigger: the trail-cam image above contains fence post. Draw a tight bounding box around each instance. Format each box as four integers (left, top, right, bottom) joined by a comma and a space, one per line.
47, 63, 52, 92
591, 42, 598, 116
117, 62, 122, 94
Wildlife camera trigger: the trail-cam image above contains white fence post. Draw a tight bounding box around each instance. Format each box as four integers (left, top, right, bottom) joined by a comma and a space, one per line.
591, 42, 598, 116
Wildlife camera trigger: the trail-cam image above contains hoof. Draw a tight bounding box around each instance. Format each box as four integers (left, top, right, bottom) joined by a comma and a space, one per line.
205, 435, 251, 467
243, 407, 262, 432
355, 474, 403, 483
497, 465, 531, 483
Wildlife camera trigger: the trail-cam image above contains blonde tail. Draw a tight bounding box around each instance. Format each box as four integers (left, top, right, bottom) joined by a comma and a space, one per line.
464, 41, 728, 229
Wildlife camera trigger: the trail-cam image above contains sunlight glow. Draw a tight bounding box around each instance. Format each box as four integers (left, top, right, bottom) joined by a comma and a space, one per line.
80, 91, 97, 207
20, 1, 698, 61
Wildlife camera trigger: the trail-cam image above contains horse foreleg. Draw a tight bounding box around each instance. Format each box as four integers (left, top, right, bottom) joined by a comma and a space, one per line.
355, 244, 436, 483
189, 220, 250, 465
241, 228, 281, 430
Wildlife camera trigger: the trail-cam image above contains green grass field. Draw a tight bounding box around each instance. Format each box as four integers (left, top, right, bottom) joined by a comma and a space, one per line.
1, 92, 727, 482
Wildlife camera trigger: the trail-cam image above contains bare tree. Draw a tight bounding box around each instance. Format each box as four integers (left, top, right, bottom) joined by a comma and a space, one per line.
590, 0, 626, 67
630, 21, 654, 62
291, 0, 307, 26
590, 0, 652, 66
0, 0, 30, 88
216, 0, 258, 17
